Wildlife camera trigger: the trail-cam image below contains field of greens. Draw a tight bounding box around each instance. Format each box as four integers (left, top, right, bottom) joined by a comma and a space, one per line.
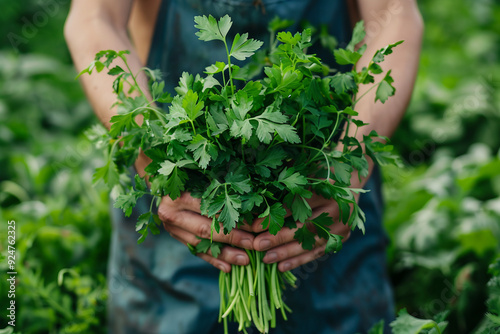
1, 0, 499, 333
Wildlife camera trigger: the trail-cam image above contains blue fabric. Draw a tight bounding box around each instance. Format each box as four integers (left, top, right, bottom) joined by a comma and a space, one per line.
107, 1, 395, 333
147, 0, 353, 95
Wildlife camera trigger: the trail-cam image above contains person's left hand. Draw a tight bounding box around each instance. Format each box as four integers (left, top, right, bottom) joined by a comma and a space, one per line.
251, 192, 358, 272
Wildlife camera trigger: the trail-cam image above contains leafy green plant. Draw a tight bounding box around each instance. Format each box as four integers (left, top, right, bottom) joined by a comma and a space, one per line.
383, 144, 500, 333
81, 15, 401, 333
378, 1, 500, 332
394, 0, 500, 161
0, 41, 109, 333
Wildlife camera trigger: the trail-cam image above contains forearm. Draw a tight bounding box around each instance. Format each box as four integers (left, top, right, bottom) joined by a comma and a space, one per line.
64, 0, 152, 174
355, 6, 423, 138
348, 1, 423, 187
64, 0, 148, 129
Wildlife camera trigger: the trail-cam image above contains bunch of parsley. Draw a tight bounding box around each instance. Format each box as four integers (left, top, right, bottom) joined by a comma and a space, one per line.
81, 15, 401, 334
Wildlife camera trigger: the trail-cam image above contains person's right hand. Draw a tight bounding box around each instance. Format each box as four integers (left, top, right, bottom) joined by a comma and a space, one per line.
158, 193, 255, 273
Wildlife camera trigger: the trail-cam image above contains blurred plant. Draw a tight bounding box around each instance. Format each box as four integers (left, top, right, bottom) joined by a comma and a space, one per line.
1, 0, 500, 332
472, 258, 500, 333
0, 40, 110, 334
383, 144, 500, 333
393, 0, 500, 161
380, 0, 500, 332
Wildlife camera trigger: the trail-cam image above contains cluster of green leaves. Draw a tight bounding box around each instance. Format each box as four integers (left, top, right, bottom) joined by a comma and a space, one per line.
84, 16, 400, 254
365, 255, 500, 334
363, 309, 448, 334
381, 0, 500, 333
0, 49, 109, 333
383, 143, 500, 333
393, 0, 500, 161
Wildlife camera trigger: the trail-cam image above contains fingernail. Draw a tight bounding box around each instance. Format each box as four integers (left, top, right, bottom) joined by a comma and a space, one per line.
218, 264, 227, 272
235, 255, 247, 265
241, 238, 253, 249
281, 262, 292, 272
265, 252, 277, 263
259, 239, 272, 250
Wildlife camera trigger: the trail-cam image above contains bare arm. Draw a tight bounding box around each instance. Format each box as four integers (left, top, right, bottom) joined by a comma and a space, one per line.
64, 0, 141, 129
64, 0, 255, 272
354, 0, 423, 142
253, 0, 423, 271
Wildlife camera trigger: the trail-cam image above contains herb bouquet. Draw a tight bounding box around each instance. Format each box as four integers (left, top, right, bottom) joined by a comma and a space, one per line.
81, 15, 401, 334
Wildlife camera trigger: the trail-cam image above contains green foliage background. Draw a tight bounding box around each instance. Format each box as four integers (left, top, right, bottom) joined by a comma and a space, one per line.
0, 0, 499, 333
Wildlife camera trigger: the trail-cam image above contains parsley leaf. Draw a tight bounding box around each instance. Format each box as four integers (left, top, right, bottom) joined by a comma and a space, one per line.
194, 15, 232, 42
114, 191, 140, 217
188, 238, 224, 258
218, 191, 241, 232
390, 309, 446, 334
230, 33, 264, 61
330, 72, 356, 93
375, 70, 396, 103
93, 159, 120, 188
290, 194, 312, 223
294, 224, 316, 250
331, 159, 353, 185
325, 234, 343, 253
346, 21, 366, 52
183, 90, 204, 121
259, 203, 286, 235
187, 135, 218, 169
278, 168, 308, 194
334, 49, 362, 66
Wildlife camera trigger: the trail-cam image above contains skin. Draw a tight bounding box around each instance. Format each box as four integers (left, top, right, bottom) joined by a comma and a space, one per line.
65, 0, 423, 273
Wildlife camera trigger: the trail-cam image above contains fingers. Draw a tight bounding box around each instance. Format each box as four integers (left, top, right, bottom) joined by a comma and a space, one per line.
158, 194, 254, 272
161, 209, 254, 249
269, 225, 351, 272
305, 192, 336, 210
276, 244, 328, 272
197, 246, 250, 273
254, 224, 298, 252
253, 203, 341, 252
249, 216, 267, 233
159, 197, 254, 248
168, 224, 250, 266
197, 253, 231, 273
253, 204, 351, 271
163, 192, 202, 213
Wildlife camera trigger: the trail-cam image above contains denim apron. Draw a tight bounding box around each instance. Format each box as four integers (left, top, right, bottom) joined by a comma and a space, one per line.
107, 1, 395, 333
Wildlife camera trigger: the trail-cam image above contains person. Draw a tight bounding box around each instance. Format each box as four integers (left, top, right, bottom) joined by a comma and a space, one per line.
64, 0, 423, 333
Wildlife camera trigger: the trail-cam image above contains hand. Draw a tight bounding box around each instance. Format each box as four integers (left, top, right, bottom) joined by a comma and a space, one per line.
251, 192, 357, 272
158, 192, 255, 273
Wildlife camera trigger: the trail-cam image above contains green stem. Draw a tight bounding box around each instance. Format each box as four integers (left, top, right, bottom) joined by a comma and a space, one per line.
236, 266, 252, 321
127, 105, 167, 127
352, 79, 383, 108
222, 289, 240, 318
270, 263, 281, 308
298, 145, 331, 181
247, 264, 254, 297
257, 253, 264, 329
108, 137, 123, 160
432, 323, 443, 334
120, 55, 148, 101
313, 221, 332, 236
302, 115, 306, 145
223, 40, 235, 95
230, 264, 237, 297
309, 110, 342, 162
189, 120, 197, 136
261, 261, 271, 331
219, 272, 226, 323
